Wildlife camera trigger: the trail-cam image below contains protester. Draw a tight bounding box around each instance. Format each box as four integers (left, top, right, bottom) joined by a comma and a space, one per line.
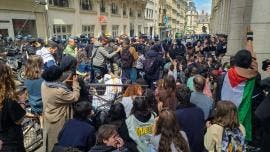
106, 103, 138, 152
0, 62, 26, 151
89, 124, 126, 152
120, 84, 143, 116
217, 30, 257, 141
53, 101, 95, 152
120, 38, 138, 83
92, 36, 120, 81
205, 101, 246, 152
36, 41, 58, 69
190, 75, 214, 120
175, 85, 205, 152
24, 55, 44, 115
41, 65, 80, 152
126, 97, 155, 152
92, 72, 122, 110
150, 109, 189, 152
255, 64, 270, 151
63, 37, 77, 57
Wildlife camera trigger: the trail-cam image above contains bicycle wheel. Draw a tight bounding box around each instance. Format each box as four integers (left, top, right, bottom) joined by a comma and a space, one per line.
23, 120, 43, 152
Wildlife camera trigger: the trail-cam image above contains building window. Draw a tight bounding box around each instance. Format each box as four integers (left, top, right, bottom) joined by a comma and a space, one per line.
123, 4, 127, 16
80, 0, 93, 11
100, 0, 106, 13
138, 25, 142, 35
138, 10, 142, 18
82, 25, 95, 37
111, 2, 118, 14
144, 27, 148, 34
53, 24, 72, 39
123, 25, 127, 34
49, 0, 69, 7
129, 8, 134, 17
112, 25, 119, 38
12, 19, 37, 37
130, 23, 134, 37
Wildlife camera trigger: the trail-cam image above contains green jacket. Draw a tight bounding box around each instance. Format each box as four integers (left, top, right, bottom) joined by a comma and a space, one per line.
63, 45, 76, 57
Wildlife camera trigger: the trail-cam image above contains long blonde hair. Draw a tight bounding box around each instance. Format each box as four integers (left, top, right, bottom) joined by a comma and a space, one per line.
0, 62, 16, 109
24, 55, 43, 79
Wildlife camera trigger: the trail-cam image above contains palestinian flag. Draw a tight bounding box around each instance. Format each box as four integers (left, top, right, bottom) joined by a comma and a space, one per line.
221, 67, 255, 141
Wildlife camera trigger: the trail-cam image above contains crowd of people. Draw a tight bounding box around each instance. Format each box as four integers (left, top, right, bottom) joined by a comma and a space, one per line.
0, 29, 270, 152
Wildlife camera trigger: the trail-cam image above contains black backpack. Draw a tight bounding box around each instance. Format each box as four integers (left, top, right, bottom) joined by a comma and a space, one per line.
121, 47, 134, 69
143, 57, 157, 75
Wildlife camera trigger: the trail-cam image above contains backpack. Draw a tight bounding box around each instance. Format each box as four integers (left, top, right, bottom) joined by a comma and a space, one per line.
121, 47, 134, 69
143, 57, 157, 75
221, 127, 246, 152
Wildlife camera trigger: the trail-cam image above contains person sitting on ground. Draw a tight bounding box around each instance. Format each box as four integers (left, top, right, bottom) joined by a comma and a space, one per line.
205, 101, 246, 152
190, 75, 214, 120
175, 85, 205, 152
150, 109, 189, 152
92, 72, 122, 110
89, 124, 126, 152
126, 97, 156, 152
53, 101, 96, 152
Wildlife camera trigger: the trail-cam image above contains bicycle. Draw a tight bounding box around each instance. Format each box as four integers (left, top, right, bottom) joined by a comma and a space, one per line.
22, 110, 43, 152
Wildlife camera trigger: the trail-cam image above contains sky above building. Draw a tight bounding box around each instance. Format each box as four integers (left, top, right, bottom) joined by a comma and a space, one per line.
194, 0, 211, 14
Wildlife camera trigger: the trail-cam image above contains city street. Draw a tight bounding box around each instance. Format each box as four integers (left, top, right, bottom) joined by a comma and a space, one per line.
0, 0, 270, 152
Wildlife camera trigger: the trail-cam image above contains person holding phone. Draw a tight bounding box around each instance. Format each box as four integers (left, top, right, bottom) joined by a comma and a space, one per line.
41, 65, 80, 152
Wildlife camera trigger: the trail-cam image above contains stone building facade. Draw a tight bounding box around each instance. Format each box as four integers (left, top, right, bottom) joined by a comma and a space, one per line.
210, 0, 270, 77
0, 0, 147, 39
144, 0, 159, 38
0, 0, 190, 40
158, 0, 188, 40
186, 0, 198, 35
0, 0, 47, 39
195, 10, 210, 34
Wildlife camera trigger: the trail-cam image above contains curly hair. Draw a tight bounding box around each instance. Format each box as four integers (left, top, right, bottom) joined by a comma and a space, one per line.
123, 84, 142, 97
0, 62, 16, 108
155, 109, 189, 152
24, 55, 43, 79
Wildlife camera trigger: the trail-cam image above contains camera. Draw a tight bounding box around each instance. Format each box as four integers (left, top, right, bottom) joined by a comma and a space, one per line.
262, 59, 270, 71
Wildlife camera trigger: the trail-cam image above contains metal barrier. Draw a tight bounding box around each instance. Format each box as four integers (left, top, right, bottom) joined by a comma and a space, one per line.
88, 83, 148, 110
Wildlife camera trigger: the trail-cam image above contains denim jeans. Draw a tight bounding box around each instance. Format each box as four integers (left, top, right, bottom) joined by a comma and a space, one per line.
122, 67, 137, 83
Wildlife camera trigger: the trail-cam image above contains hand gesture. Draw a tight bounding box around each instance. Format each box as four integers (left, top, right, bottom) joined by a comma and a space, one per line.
173, 60, 177, 67
73, 74, 78, 82
115, 137, 124, 149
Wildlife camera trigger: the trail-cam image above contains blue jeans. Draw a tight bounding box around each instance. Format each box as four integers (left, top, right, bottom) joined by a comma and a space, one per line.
122, 67, 137, 83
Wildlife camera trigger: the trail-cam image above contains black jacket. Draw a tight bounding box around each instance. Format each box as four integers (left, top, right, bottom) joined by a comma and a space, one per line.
89, 145, 117, 152
255, 77, 270, 152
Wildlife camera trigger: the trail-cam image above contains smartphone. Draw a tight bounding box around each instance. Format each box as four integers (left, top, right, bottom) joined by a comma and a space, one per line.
262, 59, 270, 71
